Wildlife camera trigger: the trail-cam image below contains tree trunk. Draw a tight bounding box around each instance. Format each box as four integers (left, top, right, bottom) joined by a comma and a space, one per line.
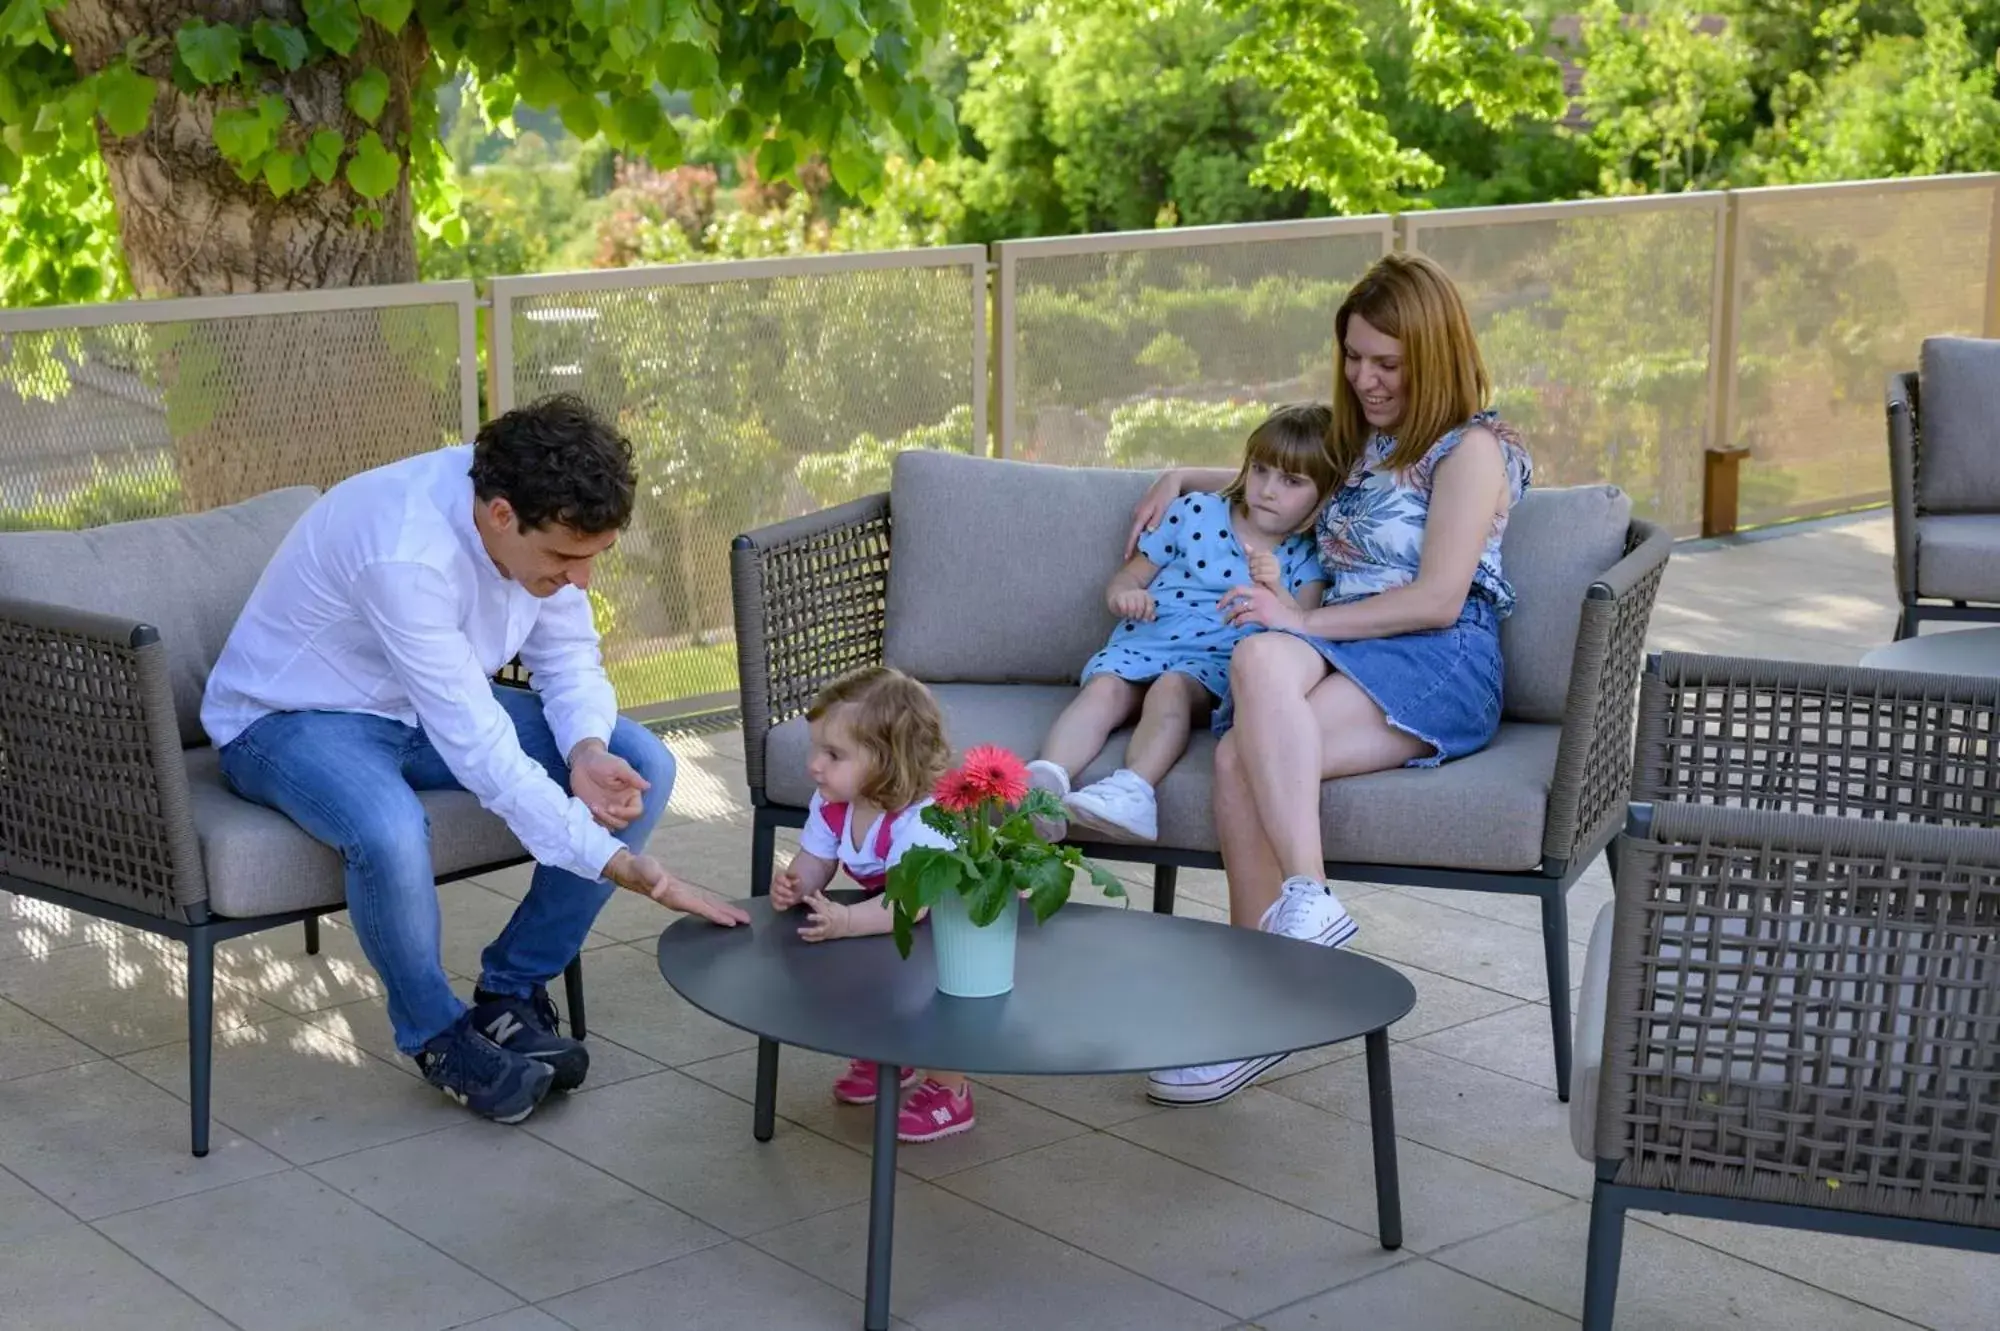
47, 4, 445, 513
50, 1, 423, 296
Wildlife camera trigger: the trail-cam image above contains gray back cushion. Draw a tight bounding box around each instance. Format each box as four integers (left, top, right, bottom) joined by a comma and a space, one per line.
885, 450, 1632, 720
886, 451, 1154, 683
1498, 485, 1632, 724
1918, 337, 2000, 513
0, 488, 319, 745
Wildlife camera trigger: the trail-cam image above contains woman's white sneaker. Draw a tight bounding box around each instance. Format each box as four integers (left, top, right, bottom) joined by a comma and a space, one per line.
1146, 1053, 1290, 1106
1260, 876, 1358, 948
1063, 769, 1158, 841
1024, 759, 1071, 842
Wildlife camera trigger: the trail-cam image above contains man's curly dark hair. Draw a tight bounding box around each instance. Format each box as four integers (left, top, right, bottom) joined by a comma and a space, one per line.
470, 394, 637, 534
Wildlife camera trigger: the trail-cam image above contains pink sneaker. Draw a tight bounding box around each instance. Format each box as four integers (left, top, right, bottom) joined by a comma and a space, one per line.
832, 1060, 918, 1106
896, 1079, 976, 1143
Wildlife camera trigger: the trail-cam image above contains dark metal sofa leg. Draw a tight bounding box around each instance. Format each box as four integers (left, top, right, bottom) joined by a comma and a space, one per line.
187, 924, 215, 1158
1542, 887, 1573, 1103
750, 810, 780, 1141
1152, 864, 1178, 915
563, 954, 588, 1040
1582, 1180, 1627, 1331
303, 916, 320, 955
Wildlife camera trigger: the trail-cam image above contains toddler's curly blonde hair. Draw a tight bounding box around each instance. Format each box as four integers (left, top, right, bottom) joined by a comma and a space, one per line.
806, 666, 951, 810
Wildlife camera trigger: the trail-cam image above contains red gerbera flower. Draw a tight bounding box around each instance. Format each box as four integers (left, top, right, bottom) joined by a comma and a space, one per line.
933, 768, 983, 813
959, 745, 1030, 806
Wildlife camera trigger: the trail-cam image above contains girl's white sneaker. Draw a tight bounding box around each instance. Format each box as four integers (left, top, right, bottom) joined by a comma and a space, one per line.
1063, 769, 1158, 841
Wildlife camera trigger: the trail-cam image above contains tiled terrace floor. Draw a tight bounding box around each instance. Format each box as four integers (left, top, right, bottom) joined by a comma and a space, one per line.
2, 512, 1994, 1330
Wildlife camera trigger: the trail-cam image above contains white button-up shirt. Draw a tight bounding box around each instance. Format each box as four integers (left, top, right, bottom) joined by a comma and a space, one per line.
201, 445, 625, 880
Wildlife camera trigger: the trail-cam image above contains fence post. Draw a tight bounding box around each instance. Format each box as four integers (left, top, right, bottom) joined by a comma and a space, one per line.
992, 242, 1017, 458
487, 285, 515, 419
457, 286, 482, 439
1985, 180, 2000, 339
1703, 191, 1747, 537
972, 259, 991, 458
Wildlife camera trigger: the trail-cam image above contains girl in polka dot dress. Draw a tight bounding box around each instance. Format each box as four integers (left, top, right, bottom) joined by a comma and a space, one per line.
1025, 404, 1335, 843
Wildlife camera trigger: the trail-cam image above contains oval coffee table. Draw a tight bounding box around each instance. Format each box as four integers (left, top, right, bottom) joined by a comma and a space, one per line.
658, 898, 1417, 1331
1860, 626, 2000, 677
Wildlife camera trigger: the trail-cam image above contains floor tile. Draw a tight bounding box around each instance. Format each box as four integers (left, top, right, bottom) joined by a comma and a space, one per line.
754, 1178, 1231, 1331
0, 1225, 233, 1330
543, 1239, 898, 1330
523, 1069, 872, 1236
1366, 960, 1530, 1043
0, 1165, 75, 1248
215, 915, 385, 1015
1437, 1203, 1922, 1330
679, 1045, 1090, 1179
311, 1123, 725, 1302
969, 1071, 1164, 1129
0, 997, 99, 1082
651, 815, 761, 895
1644, 1212, 2000, 1331
95, 1170, 519, 1331
1267, 1046, 1590, 1198
0, 892, 130, 964
434, 881, 620, 983
1343, 892, 1584, 1003
1112, 1088, 1572, 1253
0, 1061, 285, 1219
450, 1310, 570, 1331
942, 1133, 1404, 1317
1408, 1001, 1572, 1092
567, 943, 758, 1068
119, 1017, 463, 1165
1258, 1258, 1577, 1330
0, 936, 288, 1056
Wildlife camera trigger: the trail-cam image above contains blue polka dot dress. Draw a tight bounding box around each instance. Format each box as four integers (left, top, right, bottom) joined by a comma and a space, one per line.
1081, 492, 1324, 701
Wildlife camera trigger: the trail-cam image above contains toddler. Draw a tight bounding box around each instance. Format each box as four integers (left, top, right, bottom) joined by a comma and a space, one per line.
1027, 403, 1335, 841
769, 665, 977, 1142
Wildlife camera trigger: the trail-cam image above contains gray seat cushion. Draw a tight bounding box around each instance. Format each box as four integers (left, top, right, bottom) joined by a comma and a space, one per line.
766, 682, 1556, 872
1497, 486, 1632, 723
182, 747, 526, 918
884, 450, 1159, 684
0, 488, 319, 745
1915, 513, 2000, 601
1918, 337, 2000, 513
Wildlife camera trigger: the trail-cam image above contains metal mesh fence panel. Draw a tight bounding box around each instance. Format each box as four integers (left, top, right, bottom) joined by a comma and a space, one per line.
998, 222, 1390, 471
1730, 178, 1997, 526
492, 251, 985, 715
1409, 199, 1720, 533
0, 287, 477, 530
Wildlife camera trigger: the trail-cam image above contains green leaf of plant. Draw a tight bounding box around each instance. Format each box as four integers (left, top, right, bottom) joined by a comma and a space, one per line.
343, 128, 400, 199
357, 0, 413, 36
305, 127, 343, 183
303, 0, 363, 57
175, 19, 244, 86
558, 92, 600, 139
345, 66, 389, 124
829, 123, 881, 199
212, 105, 276, 170
1020, 852, 1072, 923
250, 19, 310, 72
716, 104, 755, 148
95, 64, 157, 138
755, 133, 798, 182
263, 149, 305, 197
611, 91, 661, 147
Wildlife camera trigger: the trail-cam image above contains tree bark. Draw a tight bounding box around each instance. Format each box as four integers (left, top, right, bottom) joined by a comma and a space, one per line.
47, 4, 446, 513
50, 1, 423, 296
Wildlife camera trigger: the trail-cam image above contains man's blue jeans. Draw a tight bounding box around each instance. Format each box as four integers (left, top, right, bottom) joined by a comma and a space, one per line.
217, 684, 674, 1054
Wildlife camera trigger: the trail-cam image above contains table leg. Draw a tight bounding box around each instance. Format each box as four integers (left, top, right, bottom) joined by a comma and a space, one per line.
753, 1039, 780, 1143
864, 1062, 900, 1331
1365, 1029, 1402, 1251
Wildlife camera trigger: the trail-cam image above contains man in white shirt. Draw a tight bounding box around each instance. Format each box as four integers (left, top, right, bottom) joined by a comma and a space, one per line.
203, 395, 747, 1124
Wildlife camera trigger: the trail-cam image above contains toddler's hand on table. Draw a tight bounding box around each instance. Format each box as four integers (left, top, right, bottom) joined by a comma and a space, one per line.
771, 867, 806, 910
797, 892, 854, 943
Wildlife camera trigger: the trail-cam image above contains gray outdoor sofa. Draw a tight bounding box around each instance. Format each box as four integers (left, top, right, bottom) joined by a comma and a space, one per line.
730, 448, 1673, 1118
1887, 337, 2000, 637
0, 489, 582, 1156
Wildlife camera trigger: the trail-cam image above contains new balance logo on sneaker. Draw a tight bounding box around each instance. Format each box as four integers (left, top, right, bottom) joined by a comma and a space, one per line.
482, 1011, 526, 1046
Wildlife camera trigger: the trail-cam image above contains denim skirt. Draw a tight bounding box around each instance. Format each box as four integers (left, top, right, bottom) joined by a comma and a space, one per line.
1265, 594, 1505, 768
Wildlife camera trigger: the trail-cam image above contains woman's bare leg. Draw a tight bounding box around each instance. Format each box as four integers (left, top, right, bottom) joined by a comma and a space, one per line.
1038, 675, 1143, 778
1214, 731, 1287, 927
1306, 673, 1431, 780
1122, 671, 1212, 787
1225, 633, 1334, 881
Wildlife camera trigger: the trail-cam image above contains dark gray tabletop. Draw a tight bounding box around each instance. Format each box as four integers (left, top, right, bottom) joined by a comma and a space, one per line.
1859, 627, 2000, 678
656, 899, 1416, 1076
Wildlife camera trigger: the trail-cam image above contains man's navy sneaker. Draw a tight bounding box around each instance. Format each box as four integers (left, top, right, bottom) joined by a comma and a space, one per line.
471, 985, 589, 1092
416, 1014, 554, 1124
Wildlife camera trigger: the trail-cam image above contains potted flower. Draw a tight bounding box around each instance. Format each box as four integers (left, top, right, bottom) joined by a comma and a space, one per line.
885, 745, 1126, 997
